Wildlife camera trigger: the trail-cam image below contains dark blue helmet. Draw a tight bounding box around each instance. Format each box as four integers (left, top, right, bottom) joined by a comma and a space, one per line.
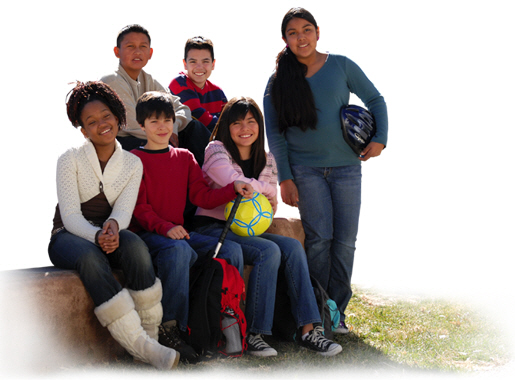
340, 105, 376, 156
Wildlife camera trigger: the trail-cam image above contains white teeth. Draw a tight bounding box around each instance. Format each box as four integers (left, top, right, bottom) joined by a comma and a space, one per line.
100, 129, 111, 135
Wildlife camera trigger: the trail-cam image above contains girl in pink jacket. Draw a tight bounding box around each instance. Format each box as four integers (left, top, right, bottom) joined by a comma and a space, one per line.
195, 97, 342, 357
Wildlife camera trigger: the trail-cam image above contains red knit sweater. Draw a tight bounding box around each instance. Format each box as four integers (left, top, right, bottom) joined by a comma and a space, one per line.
130, 147, 236, 236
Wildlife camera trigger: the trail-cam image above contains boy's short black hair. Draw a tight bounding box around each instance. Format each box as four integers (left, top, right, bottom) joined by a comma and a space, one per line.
184, 36, 214, 61
117, 24, 151, 48
136, 91, 176, 126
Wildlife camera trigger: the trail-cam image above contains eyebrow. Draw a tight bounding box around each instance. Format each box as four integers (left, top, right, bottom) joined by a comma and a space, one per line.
286, 23, 313, 33
84, 108, 110, 121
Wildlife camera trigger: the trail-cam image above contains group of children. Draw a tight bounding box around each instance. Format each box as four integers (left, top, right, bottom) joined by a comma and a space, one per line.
50, 23, 345, 369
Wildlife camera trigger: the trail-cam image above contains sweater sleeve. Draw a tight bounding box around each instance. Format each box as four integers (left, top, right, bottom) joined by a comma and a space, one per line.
203, 142, 277, 198
344, 57, 388, 147
108, 156, 143, 230
263, 77, 293, 183
56, 151, 101, 243
186, 151, 238, 209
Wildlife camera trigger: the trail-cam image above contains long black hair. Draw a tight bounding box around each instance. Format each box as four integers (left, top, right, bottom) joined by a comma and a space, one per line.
270, 7, 319, 134
211, 97, 267, 179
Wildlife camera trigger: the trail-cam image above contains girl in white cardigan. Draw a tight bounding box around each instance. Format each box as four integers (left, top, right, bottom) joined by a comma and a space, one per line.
48, 81, 179, 369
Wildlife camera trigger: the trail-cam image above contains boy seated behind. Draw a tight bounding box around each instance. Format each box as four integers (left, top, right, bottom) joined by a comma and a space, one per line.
169, 36, 227, 132
101, 25, 210, 166
129, 91, 252, 362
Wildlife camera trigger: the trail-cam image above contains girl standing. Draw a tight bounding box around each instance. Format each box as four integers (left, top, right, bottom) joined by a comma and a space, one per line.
49, 81, 179, 369
195, 97, 341, 357
263, 7, 388, 332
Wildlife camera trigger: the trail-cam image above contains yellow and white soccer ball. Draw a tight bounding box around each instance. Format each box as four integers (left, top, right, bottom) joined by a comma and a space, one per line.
224, 191, 273, 236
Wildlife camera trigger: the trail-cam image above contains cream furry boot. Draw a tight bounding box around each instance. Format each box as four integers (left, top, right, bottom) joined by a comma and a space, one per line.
129, 278, 163, 340
94, 289, 180, 370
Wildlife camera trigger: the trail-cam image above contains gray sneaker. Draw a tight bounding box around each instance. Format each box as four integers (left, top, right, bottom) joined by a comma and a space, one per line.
246, 333, 278, 357
299, 326, 342, 357
333, 321, 350, 334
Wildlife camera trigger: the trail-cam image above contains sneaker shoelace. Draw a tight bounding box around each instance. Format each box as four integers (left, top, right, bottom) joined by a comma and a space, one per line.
159, 324, 182, 346
306, 326, 333, 350
248, 334, 270, 350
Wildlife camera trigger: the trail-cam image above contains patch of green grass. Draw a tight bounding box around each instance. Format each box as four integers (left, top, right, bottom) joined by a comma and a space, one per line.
81, 286, 513, 375
345, 287, 510, 372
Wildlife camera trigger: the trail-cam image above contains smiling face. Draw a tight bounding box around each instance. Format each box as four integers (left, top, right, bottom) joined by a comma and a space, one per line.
114, 32, 153, 80
80, 100, 119, 148
140, 113, 174, 150
183, 48, 215, 89
282, 17, 319, 62
229, 111, 259, 160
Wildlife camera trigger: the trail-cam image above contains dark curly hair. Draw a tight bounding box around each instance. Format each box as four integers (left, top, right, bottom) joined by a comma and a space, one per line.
66, 81, 127, 129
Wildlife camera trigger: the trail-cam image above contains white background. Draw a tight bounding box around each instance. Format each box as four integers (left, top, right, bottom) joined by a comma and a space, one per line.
0, 0, 514, 376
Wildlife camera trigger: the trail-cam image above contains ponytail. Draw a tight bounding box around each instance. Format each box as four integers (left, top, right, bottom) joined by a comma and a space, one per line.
270, 7, 320, 134
270, 46, 317, 134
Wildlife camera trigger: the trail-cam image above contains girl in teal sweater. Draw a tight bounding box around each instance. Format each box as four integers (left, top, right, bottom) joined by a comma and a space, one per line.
263, 7, 388, 333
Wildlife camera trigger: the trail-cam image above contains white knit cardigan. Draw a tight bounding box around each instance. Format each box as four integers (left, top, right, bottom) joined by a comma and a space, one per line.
56, 139, 143, 243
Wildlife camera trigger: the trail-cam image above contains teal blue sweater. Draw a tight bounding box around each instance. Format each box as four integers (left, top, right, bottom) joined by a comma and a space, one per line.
263, 54, 388, 183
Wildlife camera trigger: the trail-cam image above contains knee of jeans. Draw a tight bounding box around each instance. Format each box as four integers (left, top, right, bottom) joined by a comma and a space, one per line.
219, 241, 244, 273
159, 241, 197, 269
76, 249, 110, 278
259, 244, 281, 270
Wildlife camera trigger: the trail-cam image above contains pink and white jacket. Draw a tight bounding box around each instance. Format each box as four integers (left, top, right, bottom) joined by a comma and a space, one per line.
196, 141, 278, 221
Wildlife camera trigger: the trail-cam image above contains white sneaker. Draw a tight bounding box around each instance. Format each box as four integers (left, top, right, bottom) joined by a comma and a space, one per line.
246, 333, 277, 357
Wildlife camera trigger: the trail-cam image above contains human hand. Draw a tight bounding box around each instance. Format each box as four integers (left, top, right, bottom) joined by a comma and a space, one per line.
234, 181, 254, 198
97, 219, 119, 254
170, 133, 179, 148
167, 225, 190, 240
280, 179, 299, 207
359, 142, 385, 161
268, 195, 278, 215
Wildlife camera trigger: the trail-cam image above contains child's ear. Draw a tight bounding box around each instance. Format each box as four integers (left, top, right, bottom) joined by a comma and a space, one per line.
212, 59, 216, 70
114, 46, 120, 58
183, 59, 187, 71
80, 127, 88, 139
139, 123, 145, 131
149, 48, 154, 60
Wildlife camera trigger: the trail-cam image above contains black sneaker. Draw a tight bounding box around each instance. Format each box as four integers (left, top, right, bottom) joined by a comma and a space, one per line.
246, 333, 277, 357
159, 321, 199, 363
299, 326, 342, 357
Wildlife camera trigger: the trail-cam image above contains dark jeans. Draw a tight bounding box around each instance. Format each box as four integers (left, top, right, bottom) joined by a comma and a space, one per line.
48, 229, 156, 306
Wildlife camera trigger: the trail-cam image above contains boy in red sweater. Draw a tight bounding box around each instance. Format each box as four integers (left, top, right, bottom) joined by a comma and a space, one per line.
130, 91, 252, 362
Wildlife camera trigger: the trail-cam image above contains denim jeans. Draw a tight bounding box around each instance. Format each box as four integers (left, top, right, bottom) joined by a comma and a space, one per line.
48, 229, 156, 306
196, 224, 321, 335
291, 164, 362, 321
137, 231, 243, 331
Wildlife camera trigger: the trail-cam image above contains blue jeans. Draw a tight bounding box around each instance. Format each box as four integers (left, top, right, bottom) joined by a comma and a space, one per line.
196, 224, 321, 335
138, 231, 243, 331
291, 164, 362, 321
48, 229, 156, 306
